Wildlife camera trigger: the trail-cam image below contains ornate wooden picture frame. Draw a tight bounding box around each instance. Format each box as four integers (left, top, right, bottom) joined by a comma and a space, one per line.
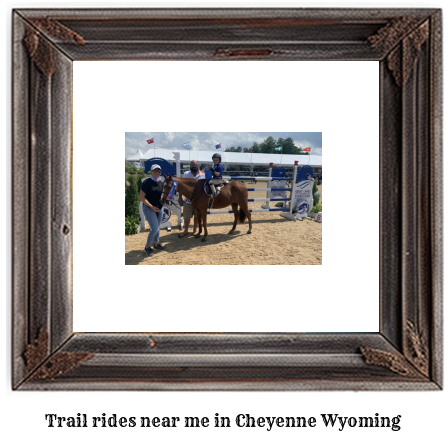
12, 8, 442, 390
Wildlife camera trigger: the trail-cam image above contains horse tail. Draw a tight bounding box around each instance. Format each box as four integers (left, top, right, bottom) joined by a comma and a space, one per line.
239, 208, 246, 223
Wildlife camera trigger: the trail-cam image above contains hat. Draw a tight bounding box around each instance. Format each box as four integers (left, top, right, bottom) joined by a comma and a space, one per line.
151, 164, 162, 171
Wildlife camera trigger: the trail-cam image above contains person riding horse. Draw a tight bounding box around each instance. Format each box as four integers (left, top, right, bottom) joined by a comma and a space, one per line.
208, 153, 223, 198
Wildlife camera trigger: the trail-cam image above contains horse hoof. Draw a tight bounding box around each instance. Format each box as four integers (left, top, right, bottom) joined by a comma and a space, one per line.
194, 234, 201, 238
228, 230, 234, 234
247, 230, 252, 234
201, 238, 207, 242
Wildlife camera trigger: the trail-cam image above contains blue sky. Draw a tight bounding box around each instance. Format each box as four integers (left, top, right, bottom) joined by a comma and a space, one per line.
125, 132, 322, 158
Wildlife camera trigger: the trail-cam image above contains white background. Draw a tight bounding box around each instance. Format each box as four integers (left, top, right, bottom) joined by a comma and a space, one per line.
73, 60, 379, 332
3, 1, 447, 438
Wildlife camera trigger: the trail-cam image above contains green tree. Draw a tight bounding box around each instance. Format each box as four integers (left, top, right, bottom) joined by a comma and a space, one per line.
260, 136, 277, 154
125, 162, 137, 174
125, 216, 140, 235
224, 146, 243, 152
253, 142, 261, 153
125, 175, 140, 220
276, 137, 312, 155
312, 179, 320, 206
227, 137, 312, 155
277, 137, 302, 154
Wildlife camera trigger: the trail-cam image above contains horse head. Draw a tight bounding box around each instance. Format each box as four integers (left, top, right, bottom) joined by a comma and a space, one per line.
160, 174, 172, 205
160, 174, 176, 205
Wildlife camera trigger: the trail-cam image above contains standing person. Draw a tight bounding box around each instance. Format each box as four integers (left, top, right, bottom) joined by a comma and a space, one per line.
139, 164, 167, 257
207, 153, 223, 197
178, 160, 204, 238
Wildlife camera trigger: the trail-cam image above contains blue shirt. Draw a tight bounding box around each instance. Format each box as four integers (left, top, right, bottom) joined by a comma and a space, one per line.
211, 163, 223, 179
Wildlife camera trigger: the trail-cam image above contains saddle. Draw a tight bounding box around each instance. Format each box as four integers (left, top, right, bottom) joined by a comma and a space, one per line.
204, 181, 228, 209
203, 182, 225, 197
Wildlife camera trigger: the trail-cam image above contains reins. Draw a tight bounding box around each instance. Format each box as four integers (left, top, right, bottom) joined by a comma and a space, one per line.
176, 177, 200, 204
189, 179, 199, 204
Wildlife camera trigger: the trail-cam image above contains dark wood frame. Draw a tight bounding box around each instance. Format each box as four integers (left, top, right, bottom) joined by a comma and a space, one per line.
12, 8, 442, 390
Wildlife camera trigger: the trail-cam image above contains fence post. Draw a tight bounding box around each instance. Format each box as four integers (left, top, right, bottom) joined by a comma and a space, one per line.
170, 152, 183, 229
266, 166, 272, 208
279, 164, 298, 221
289, 164, 298, 214
261, 166, 273, 209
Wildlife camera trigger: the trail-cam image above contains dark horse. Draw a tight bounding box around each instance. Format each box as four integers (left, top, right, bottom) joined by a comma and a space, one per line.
161, 175, 252, 241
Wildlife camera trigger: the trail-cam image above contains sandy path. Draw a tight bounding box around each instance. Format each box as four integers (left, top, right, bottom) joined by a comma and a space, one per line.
125, 181, 322, 265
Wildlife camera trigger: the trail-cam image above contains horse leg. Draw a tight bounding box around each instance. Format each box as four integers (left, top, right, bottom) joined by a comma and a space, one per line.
195, 210, 203, 238
241, 200, 252, 234
229, 203, 239, 234
201, 208, 208, 241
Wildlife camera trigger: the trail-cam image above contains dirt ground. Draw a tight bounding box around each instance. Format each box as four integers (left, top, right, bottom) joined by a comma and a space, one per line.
125, 181, 322, 265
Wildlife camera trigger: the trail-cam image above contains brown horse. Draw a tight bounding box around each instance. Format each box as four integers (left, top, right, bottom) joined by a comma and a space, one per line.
161, 175, 252, 241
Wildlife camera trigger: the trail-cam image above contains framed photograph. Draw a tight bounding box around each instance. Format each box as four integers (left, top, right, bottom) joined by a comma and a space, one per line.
12, 8, 442, 390
122, 131, 324, 266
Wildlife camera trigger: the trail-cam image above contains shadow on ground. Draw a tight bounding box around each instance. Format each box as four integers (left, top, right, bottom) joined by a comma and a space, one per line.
125, 228, 251, 265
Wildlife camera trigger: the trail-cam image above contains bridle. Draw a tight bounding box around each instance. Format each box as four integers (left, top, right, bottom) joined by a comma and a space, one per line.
161, 176, 199, 208
161, 186, 171, 199
160, 178, 181, 208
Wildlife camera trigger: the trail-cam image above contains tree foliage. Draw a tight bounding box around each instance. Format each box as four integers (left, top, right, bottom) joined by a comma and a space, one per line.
125, 216, 140, 235
224, 137, 310, 155
277, 137, 308, 155
125, 175, 140, 220
224, 146, 243, 152
125, 162, 138, 173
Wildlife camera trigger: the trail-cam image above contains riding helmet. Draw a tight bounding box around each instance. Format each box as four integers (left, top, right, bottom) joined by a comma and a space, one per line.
212, 153, 221, 162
